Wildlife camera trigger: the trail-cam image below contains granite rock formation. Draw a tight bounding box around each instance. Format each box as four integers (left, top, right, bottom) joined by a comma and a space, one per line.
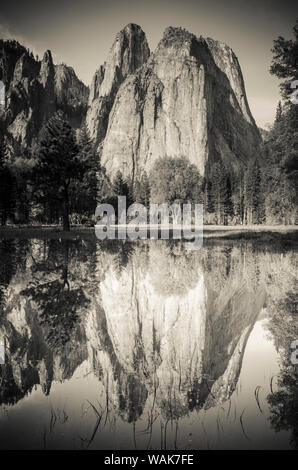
98, 27, 261, 179
1, 25, 261, 181
86, 23, 150, 146
0, 40, 88, 146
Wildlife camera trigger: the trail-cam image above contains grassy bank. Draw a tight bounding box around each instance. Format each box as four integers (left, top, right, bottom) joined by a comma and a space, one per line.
0, 224, 297, 243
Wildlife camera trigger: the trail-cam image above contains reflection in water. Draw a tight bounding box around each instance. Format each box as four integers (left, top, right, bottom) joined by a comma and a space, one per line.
0, 237, 297, 449
266, 287, 298, 448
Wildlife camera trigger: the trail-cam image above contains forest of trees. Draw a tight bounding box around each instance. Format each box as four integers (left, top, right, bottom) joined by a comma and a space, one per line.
0, 20, 297, 229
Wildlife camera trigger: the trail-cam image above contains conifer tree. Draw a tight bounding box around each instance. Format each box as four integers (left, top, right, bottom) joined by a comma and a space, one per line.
244, 160, 265, 224
205, 180, 214, 214
35, 112, 83, 230
251, 159, 265, 224
270, 18, 298, 98
209, 162, 233, 225
275, 101, 283, 123
70, 123, 99, 218
0, 136, 16, 225
139, 171, 151, 208
231, 170, 245, 224
112, 170, 129, 198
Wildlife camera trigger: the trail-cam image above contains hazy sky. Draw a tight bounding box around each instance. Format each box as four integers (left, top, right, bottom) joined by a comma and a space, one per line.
0, 0, 296, 127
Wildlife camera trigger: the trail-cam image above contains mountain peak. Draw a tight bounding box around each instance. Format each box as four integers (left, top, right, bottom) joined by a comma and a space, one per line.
123, 23, 144, 32
162, 26, 195, 43
41, 50, 53, 65
86, 23, 150, 143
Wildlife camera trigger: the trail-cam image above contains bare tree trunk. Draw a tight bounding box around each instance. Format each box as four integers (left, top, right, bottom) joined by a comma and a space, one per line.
62, 187, 70, 231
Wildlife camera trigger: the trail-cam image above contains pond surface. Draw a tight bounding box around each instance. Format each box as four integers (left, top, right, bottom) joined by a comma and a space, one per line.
0, 237, 297, 450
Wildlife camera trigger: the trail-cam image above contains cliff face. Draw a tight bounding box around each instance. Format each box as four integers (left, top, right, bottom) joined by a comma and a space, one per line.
0, 41, 88, 146
99, 27, 261, 179
86, 23, 150, 145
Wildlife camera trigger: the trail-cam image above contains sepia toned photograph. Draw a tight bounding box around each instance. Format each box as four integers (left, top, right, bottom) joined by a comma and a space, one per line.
0, 0, 297, 459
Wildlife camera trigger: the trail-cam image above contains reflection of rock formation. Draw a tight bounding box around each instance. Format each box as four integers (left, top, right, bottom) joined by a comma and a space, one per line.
2, 239, 292, 424
92, 243, 266, 419
0, 297, 88, 404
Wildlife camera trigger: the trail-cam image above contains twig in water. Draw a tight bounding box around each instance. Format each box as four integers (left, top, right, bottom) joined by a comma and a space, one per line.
254, 386, 263, 413
270, 375, 277, 394
49, 407, 57, 433
84, 401, 103, 448
239, 408, 250, 441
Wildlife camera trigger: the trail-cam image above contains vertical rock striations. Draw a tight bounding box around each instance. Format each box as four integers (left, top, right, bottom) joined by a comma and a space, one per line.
86, 23, 150, 145
100, 26, 261, 180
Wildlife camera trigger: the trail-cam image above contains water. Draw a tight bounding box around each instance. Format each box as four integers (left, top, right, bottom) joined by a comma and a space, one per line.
0, 236, 297, 450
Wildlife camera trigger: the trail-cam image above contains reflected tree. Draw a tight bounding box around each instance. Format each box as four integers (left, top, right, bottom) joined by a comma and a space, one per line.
0, 240, 28, 313
22, 240, 90, 352
267, 287, 298, 449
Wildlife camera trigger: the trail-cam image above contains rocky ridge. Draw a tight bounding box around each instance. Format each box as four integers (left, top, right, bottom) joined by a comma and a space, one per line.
0, 41, 88, 146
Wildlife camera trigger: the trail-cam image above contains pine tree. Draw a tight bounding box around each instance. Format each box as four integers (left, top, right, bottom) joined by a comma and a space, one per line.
244, 160, 265, 224
209, 162, 233, 225
70, 123, 99, 218
209, 163, 221, 224
263, 19, 298, 224
124, 175, 135, 206
251, 160, 265, 224
205, 180, 214, 214
133, 179, 141, 203
0, 136, 16, 225
112, 170, 129, 197
270, 18, 298, 98
238, 170, 245, 225
221, 172, 233, 225
275, 101, 283, 123
35, 112, 83, 230
139, 171, 150, 208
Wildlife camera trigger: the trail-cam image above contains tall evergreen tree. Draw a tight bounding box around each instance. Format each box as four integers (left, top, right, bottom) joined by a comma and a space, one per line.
221, 172, 233, 225
112, 170, 129, 198
204, 179, 214, 214
270, 18, 298, 98
251, 160, 265, 224
262, 20, 298, 224
244, 160, 265, 224
209, 162, 233, 225
275, 101, 283, 123
35, 112, 83, 230
134, 171, 151, 208
69, 123, 99, 219
232, 169, 244, 225
0, 136, 16, 225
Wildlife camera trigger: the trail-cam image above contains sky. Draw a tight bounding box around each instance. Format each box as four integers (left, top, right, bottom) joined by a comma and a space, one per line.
0, 0, 297, 127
